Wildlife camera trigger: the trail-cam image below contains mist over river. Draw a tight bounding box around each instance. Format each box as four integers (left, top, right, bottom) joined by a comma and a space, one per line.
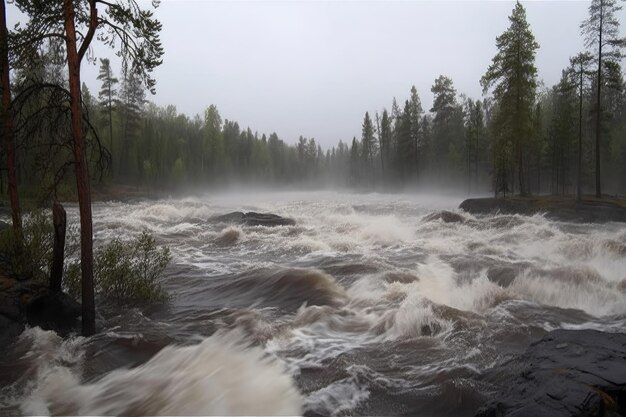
2, 191, 626, 416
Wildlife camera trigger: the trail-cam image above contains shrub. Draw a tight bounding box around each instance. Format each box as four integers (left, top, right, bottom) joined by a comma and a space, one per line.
66, 231, 171, 304
0, 210, 59, 281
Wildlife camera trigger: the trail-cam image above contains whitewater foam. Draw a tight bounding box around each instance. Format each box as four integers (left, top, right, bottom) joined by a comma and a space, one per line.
23, 331, 302, 416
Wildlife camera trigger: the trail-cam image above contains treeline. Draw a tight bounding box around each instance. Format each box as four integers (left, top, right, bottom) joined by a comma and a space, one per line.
4, 0, 626, 198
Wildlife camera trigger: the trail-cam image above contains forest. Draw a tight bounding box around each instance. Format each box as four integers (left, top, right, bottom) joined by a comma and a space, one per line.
2, 2, 626, 201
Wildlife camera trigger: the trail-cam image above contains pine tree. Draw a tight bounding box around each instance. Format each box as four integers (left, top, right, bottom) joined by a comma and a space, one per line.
481, 1, 539, 196
349, 137, 360, 185
409, 86, 423, 176
379, 109, 392, 179
568, 52, 595, 201
581, 0, 626, 198
361, 111, 375, 182
120, 68, 146, 179
97, 58, 118, 177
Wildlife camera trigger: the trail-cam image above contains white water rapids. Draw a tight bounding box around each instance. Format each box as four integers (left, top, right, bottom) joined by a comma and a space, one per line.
1, 191, 625, 416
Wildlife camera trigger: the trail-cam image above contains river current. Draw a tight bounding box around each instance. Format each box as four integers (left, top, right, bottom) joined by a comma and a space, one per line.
2, 191, 625, 416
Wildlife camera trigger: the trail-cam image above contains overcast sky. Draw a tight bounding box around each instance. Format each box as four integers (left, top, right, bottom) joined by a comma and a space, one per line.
11, 1, 626, 147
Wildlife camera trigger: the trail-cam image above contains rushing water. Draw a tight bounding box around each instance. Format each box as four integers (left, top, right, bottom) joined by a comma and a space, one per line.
2, 191, 626, 416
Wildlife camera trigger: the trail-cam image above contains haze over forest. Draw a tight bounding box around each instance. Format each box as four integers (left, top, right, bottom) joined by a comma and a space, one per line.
5, 0, 626, 200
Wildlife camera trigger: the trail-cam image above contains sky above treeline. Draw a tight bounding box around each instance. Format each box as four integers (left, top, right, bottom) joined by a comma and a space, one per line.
9, 1, 626, 147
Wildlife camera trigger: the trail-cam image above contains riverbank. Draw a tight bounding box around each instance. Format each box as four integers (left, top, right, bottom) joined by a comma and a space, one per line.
0, 274, 80, 349
475, 329, 626, 417
460, 195, 626, 223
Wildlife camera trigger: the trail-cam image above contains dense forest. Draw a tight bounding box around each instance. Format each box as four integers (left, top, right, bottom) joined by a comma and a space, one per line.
3, 1, 626, 200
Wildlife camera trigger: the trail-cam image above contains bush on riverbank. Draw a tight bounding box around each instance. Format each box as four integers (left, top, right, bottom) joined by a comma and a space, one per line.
0, 208, 170, 304
66, 231, 171, 303
0, 210, 66, 282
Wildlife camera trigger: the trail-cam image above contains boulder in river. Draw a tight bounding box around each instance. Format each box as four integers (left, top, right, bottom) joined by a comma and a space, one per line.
212, 211, 296, 227
475, 329, 626, 417
423, 210, 466, 223
0, 275, 81, 348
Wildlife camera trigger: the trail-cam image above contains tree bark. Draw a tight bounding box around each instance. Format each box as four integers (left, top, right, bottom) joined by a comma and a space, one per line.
0, 0, 22, 240
50, 201, 67, 292
63, 0, 95, 336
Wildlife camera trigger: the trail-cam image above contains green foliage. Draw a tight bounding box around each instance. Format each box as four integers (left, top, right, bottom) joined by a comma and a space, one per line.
171, 157, 186, 184
0, 210, 51, 281
0, 209, 78, 281
481, 1, 539, 196
66, 231, 170, 304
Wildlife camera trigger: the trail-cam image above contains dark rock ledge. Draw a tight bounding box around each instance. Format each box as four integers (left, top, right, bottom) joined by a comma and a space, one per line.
0, 275, 80, 349
475, 329, 626, 417
460, 197, 626, 223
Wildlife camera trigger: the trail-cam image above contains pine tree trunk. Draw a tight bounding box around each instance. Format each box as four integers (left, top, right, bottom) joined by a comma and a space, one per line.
64, 0, 95, 336
577, 70, 583, 202
0, 0, 22, 240
108, 88, 114, 178
595, 4, 603, 199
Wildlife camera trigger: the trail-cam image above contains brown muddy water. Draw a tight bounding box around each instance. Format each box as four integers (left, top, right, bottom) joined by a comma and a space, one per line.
1, 191, 625, 416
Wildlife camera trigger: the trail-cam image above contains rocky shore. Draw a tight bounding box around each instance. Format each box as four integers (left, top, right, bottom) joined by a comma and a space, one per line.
460, 196, 626, 223
476, 329, 626, 417
0, 275, 80, 349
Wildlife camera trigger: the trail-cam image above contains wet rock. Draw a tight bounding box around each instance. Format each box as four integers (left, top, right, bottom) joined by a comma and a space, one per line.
475, 329, 626, 417
0, 220, 10, 231
460, 197, 626, 223
0, 276, 81, 348
423, 210, 466, 223
486, 266, 518, 288
0, 314, 24, 348
26, 291, 81, 333
213, 211, 296, 227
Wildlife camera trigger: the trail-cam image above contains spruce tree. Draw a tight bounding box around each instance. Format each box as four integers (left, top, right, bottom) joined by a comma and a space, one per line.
568, 52, 594, 201
481, 1, 539, 196
361, 112, 375, 182
97, 58, 118, 176
409, 86, 423, 177
581, 0, 626, 198
379, 109, 392, 179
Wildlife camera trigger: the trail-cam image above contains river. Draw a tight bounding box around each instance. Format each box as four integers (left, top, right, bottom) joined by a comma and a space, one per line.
2, 191, 625, 416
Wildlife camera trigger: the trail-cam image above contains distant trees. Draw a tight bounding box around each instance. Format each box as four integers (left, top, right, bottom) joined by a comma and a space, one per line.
430, 76, 464, 179
581, 0, 626, 197
481, 1, 539, 196
548, 71, 577, 195
97, 58, 118, 176
568, 52, 595, 201
378, 109, 392, 179
464, 99, 487, 192
3, 0, 626, 256
361, 112, 375, 183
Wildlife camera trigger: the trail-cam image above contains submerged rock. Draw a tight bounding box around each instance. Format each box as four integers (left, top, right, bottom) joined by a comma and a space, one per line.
475, 329, 626, 417
423, 210, 466, 224
26, 291, 81, 333
213, 211, 296, 227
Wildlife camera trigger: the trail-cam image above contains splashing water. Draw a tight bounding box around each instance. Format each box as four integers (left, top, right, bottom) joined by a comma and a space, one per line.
2, 191, 624, 416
